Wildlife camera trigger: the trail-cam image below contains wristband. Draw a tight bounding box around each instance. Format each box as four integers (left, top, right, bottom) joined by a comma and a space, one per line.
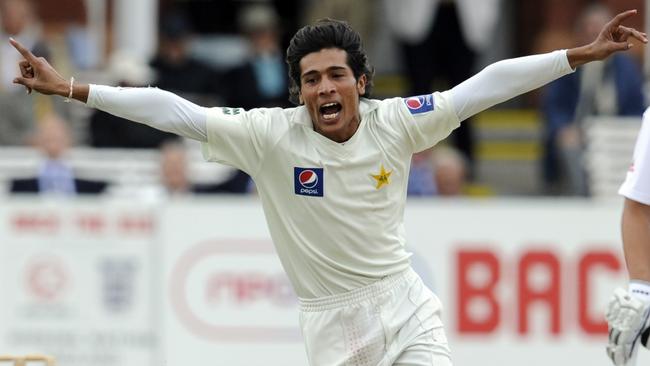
64, 76, 74, 103
629, 280, 650, 302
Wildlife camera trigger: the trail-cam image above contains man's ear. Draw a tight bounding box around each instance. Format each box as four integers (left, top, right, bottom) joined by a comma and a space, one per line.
299, 93, 304, 105
357, 74, 367, 96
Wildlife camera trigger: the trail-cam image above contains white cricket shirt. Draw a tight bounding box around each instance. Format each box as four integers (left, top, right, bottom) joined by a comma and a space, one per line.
619, 109, 650, 205
201, 93, 459, 297
86, 49, 573, 298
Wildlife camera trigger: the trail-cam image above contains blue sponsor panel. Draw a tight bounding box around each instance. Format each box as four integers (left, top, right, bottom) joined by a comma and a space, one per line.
99, 258, 137, 313
403, 94, 435, 115
294, 167, 324, 197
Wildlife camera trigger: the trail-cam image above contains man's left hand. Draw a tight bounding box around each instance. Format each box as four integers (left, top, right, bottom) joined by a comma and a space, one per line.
606, 287, 650, 365
568, 9, 647, 69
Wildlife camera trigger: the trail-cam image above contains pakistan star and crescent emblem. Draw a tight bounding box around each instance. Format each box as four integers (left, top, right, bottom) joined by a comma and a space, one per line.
371, 164, 392, 189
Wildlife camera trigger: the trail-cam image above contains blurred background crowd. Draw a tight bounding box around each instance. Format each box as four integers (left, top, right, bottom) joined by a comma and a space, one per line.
0, 0, 645, 199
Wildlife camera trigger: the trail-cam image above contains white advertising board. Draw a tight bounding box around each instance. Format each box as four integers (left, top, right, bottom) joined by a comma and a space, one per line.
1, 197, 645, 366
160, 199, 304, 366
0, 199, 158, 366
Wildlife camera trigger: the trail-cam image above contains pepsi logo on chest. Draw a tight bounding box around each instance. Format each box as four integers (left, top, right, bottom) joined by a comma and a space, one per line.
294, 167, 324, 197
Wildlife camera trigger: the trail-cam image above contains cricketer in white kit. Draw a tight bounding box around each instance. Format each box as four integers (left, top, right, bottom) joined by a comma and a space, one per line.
606, 108, 650, 366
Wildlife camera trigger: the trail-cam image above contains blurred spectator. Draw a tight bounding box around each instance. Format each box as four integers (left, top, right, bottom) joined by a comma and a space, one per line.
303, 0, 375, 48
149, 141, 251, 198
383, 0, 501, 175
408, 149, 437, 196
431, 145, 468, 196
0, 0, 50, 145
218, 4, 287, 191
408, 146, 468, 196
88, 51, 178, 148
541, 4, 645, 196
222, 4, 291, 110
10, 113, 108, 195
158, 141, 192, 196
150, 12, 221, 104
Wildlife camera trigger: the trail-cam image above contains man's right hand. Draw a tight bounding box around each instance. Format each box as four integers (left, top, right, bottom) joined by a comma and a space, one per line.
606, 287, 650, 365
10, 38, 68, 96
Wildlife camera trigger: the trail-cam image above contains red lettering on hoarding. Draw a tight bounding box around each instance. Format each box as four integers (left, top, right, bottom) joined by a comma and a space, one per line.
76, 214, 106, 234
578, 251, 620, 334
457, 250, 500, 333
456, 247, 623, 337
170, 239, 301, 342
118, 215, 153, 234
11, 213, 60, 234
518, 251, 561, 335
205, 272, 294, 306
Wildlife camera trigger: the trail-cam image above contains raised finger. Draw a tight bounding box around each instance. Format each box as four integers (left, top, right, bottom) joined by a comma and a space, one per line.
609, 9, 638, 28
9, 37, 37, 63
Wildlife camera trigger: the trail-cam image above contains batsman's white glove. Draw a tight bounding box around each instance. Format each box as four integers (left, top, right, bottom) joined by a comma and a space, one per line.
606, 287, 650, 365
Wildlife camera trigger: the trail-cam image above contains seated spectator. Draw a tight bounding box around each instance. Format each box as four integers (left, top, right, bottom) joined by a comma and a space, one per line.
222, 4, 291, 110
88, 51, 178, 148
161, 142, 251, 195
218, 4, 288, 189
407, 149, 437, 196
157, 141, 192, 196
431, 146, 468, 196
541, 4, 645, 196
122, 141, 251, 200
10, 113, 108, 195
408, 146, 467, 197
150, 12, 221, 104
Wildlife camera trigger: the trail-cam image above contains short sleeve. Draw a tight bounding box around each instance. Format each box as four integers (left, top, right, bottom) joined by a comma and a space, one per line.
385, 91, 461, 153
201, 107, 271, 176
619, 109, 650, 205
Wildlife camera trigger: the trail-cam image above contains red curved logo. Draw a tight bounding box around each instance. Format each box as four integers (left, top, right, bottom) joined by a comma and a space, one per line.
298, 170, 318, 188
25, 256, 69, 301
169, 239, 301, 342
406, 97, 424, 110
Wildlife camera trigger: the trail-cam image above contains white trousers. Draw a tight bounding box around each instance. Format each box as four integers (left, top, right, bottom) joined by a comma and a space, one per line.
298, 268, 452, 366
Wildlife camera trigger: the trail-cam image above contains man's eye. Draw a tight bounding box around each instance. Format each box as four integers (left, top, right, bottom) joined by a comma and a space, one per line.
305, 79, 316, 84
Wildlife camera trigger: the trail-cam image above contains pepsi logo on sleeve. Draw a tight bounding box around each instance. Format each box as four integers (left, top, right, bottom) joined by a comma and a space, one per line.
294, 167, 324, 197
404, 94, 434, 115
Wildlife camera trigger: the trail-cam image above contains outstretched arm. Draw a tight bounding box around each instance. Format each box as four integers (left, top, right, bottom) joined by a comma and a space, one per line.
9, 38, 208, 142
449, 9, 647, 122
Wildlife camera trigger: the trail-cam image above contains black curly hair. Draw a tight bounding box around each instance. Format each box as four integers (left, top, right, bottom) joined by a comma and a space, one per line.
286, 18, 375, 105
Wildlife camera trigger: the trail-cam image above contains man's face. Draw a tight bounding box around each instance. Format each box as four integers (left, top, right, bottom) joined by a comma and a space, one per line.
299, 48, 366, 143
36, 117, 69, 160
161, 148, 189, 193
1, 0, 31, 36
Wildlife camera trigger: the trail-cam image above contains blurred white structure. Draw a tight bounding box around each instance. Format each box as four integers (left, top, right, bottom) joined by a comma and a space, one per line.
83, 0, 158, 65
113, 0, 157, 61
584, 116, 642, 198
